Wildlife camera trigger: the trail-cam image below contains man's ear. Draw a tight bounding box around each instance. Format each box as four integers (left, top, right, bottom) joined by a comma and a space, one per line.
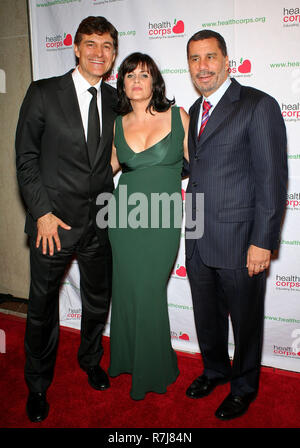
74, 43, 80, 59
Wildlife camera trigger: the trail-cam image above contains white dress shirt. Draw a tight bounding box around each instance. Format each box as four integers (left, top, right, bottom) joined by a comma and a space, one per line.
72, 66, 102, 140
197, 77, 231, 134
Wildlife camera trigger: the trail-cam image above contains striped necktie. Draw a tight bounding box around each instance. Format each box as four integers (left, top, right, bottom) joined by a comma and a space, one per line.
198, 100, 212, 140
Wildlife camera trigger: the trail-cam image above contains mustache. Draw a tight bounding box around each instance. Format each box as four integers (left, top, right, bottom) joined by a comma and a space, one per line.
195, 70, 215, 78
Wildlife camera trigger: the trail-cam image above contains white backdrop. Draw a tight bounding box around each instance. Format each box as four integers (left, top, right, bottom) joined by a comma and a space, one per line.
28, 0, 300, 372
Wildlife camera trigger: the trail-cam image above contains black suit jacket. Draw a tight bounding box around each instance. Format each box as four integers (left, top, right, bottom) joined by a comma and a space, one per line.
16, 70, 117, 246
186, 78, 288, 269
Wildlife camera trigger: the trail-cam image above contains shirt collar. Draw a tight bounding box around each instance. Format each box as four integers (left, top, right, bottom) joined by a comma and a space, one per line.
203, 77, 231, 108
72, 66, 102, 94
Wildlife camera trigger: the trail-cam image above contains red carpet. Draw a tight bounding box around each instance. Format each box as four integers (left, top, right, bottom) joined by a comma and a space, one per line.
0, 313, 299, 430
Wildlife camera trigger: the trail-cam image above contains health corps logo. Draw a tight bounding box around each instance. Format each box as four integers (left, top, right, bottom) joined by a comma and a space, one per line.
45, 32, 73, 50
286, 192, 300, 210
281, 102, 300, 121
66, 308, 81, 320
282, 7, 300, 26
171, 330, 190, 341
148, 19, 185, 39
275, 274, 300, 291
171, 264, 187, 278
229, 58, 252, 77
105, 68, 118, 85
273, 345, 300, 358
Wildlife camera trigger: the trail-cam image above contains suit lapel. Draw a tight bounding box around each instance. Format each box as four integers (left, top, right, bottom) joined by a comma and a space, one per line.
94, 82, 115, 165
58, 71, 89, 164
57, 73, 116, 168
190, 97, 202, 149
196, 78, 241, 149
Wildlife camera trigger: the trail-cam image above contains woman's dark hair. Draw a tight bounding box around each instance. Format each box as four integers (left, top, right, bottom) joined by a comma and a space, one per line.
74, 16, 118, 53
117, 52, 175, 115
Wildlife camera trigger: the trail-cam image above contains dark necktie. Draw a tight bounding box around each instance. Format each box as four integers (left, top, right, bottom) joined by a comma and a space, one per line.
198, 100, 212, 140
87, 87, 100, 165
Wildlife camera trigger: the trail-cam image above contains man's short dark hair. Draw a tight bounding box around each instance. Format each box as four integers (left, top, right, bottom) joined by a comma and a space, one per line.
187, 30, 227, 57
74, 16, 118, 52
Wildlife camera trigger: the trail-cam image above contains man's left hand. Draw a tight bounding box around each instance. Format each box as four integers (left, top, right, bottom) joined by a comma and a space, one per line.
247, 245, 271, 277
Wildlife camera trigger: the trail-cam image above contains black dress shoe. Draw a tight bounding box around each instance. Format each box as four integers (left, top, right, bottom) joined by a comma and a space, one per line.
215, 392, 256, 420
186, 374, 228, 399
26, 392, 49, 423
87, 365, 110, 390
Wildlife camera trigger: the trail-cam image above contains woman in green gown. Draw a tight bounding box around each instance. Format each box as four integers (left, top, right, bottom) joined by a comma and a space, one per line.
108, 53, 189, 400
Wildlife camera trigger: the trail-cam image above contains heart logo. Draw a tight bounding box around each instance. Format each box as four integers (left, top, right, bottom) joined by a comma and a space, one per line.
63, 33, 72, 46
172, 19, 184, 34
176, 265, 186, 277
238, 58, 251, 74
179, 333, 189, 341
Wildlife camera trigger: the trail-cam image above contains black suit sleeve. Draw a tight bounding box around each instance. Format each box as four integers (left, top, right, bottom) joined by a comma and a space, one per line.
248, 95, 288, 250
15, 82, 52, 220
181, 158, 190, 178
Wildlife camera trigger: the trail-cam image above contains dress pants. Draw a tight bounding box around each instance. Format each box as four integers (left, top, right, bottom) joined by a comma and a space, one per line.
25, 221, 112, 393
186, 244, 266, 396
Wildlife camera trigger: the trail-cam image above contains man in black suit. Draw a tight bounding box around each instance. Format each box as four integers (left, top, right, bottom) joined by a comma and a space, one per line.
185, 30, 287, 420
15, 16, 118, 422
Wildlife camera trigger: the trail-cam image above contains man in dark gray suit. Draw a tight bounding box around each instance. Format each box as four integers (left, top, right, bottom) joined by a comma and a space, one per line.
16, 16, 118, 423
185, 30, 287, 420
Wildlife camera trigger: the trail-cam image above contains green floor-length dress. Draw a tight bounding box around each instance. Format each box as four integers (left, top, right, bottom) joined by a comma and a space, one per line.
108, 106, 184, 400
